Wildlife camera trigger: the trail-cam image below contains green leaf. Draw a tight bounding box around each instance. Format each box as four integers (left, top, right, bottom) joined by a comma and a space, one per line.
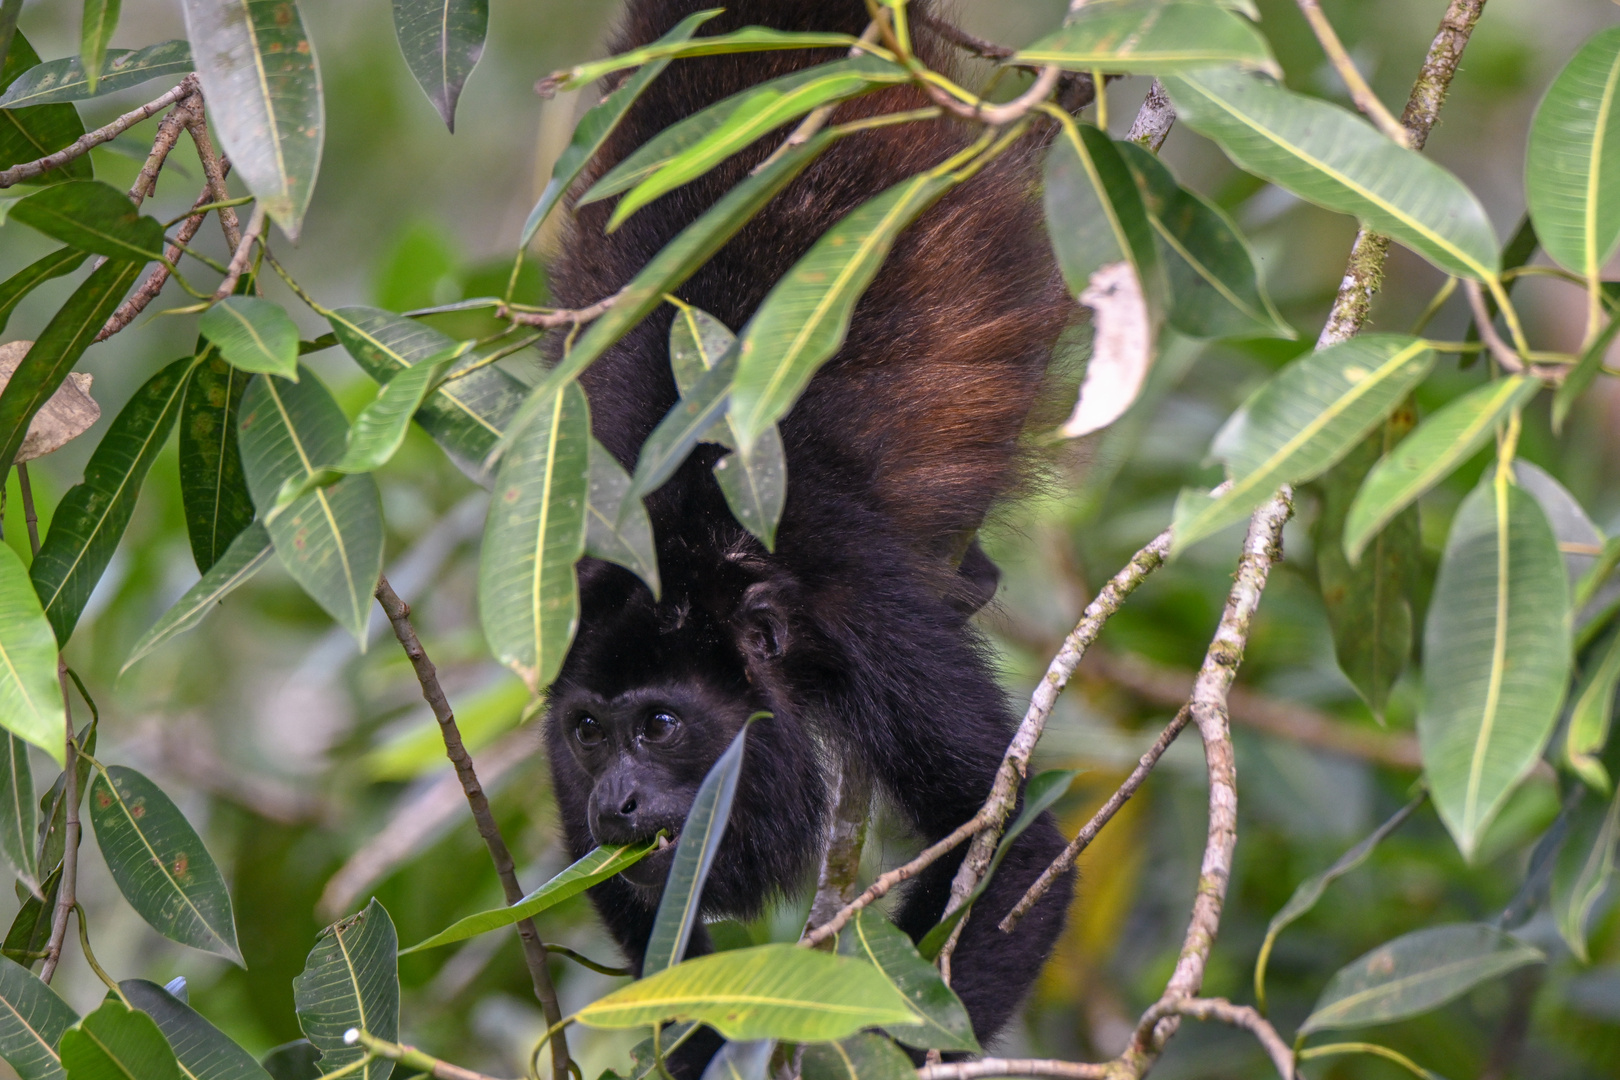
1117, 141, 1292, 340
79, 0, 121, 95
0, 250, 88, 336
2, 863, 59, 966
0, 545, 64, 766
800, 1034, 914, 1080
121, 523, 272, 674
574, 943, 921, 1041
238, 370, 385, 646
0, 733, 36, 893
30, 356, 193, 644
401, 840, 657, 953
521, 9, 719, 246
1566, 623, 1620, 793
200, 298, 301, 380
328, 306, 523, 477
390, 0, 486, 131
843, 911, 979, 1053
645, 723, 752, 977
1551, 787, 1620, 962
293, 899, 399, 1080
1163, 68, 1501, 282
1514, 460, 1604, 584
9, 181, 166, 262
0, 258, 140, 473
179, 0, 324, 239
179, 352, 256, 573
0, 1, 18, 71
730, 172, 956, 449
87, 765, 242, 963
1344, 376, 1540, 563
1527, 27, 1620, 282
258, 1043, 317, 1080
629, 345, 736, 503
607, 57, 909, 230
0, 41, 192, 108
1420, 474, 1573, 858
547, 26, 862, 92
1553, 312, 1620, 434
61, 1000, 178, 1080
1299, 924, 1543, 1034
699, 1040, 772, 1080
1173, 335, 1434, 554
1015, 0, 1278, 76
2, 31, 93, 188
494, 132, 837, 463
584, 438, 660, 599
0, 953, 76, 1080
120, 980, 275, 1080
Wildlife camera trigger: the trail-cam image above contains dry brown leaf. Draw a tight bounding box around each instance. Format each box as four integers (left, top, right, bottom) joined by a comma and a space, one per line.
1060, 261, 1154, 439
0, 340, 100, 462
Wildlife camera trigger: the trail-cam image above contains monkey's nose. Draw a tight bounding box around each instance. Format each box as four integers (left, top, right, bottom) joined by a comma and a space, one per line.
591, 781, 647, 844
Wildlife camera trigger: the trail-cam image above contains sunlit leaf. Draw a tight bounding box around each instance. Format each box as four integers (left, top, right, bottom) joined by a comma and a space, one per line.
400, 840, 658, 953
0, 250, 88, 335
1172, 335, 1434, 554
1567, 623, 1620, 793
121, 524, 272, 674
1527, 27, 1620, 283
1421, 474, 1572, 858
179, 0, 324, 238
1163, 68, 1500, 282
0, 41, 191, 108
87, 766, 241, 963
391, 0, 487, 131
200, 297, 300, 380
1551, 787, 1620, 962
584, 438, 660, 598
0, 733, 36, 894
478, 381, 589, 692
9, 181, 165, 262
645, 723, 752, 976
78, 0, 121, 95
843, 910, 979, 1053
0, 546, 64, 765
1299, 924, 1542, 1033
179, 352, 256, 573
1, 31, 93, 187
120, 980, 274, 1080
574, 944, 920, 1041
545, 27, 862, 93
30, 356, 193, 644
0, 953, 75, 1080
293, 899, 398, 1080
629, 345, 736, 503
800, 1034, 914, 1080
1016, 0, 1278, 76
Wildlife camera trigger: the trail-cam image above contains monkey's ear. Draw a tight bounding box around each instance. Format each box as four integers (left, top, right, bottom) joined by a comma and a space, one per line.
734, 581, 793, 663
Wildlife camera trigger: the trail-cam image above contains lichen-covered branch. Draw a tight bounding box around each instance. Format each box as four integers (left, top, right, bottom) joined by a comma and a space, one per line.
1125, 80, 1175, 151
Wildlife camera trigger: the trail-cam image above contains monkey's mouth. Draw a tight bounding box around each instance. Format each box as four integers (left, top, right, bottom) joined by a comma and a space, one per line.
619, 832, 677, 889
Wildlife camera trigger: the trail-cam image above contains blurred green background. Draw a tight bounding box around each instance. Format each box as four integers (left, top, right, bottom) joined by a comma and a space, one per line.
3, 1, 1620, 1077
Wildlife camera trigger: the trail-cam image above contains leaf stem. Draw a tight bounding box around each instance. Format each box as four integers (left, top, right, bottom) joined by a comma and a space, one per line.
71, 904, 127, 1002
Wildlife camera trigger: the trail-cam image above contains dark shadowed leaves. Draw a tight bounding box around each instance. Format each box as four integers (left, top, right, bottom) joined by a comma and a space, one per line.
0, 250, 88, 336
1551, 787, 1620, 962
2, 864, 59, 966
699, 1039, 772, 1080
258, 1043, 318, 1080
1566, 623, 1620, 792
120, 979, 274, 1080
60, 999, 178, 1080
0, 41, 191, 107
293, 899, 398, 1080
179, 352, 256, 573
0, 733, 36, 893
1, 31, 93, 187
843, 910, 978, 1053
9, 181, 165, 262
391, 0, 487, 131
584, 438, 660, 598
0, 953, 76, 1080
800, 1034, 915, 1080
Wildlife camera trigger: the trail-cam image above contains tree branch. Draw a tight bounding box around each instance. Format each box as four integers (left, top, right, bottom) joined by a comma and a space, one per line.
350, 1031, 513, 1080
186, 112, 243, 250
1125, 80, 1175, 151
97, 176, 229, 343
916, 1061, 1108, 1080
1134, 998, 1294, 1079
212, 204, 266, 301
0, 75, 198, 188
499, 292, 618, 329
129, 92, 202, 205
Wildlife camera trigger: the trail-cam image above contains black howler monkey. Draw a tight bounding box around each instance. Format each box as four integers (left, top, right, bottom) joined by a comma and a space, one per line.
543, 0, 1076, 1068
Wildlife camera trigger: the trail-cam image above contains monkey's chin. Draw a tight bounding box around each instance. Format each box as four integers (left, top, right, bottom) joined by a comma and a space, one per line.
617, 833, 677, 890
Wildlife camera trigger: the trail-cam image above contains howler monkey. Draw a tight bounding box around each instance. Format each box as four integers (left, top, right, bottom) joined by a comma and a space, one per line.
542, 0, 1077, 1066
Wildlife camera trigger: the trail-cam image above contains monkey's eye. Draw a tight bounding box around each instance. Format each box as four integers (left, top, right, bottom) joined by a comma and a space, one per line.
574, 716, 604, 747
643, 712, 681, 743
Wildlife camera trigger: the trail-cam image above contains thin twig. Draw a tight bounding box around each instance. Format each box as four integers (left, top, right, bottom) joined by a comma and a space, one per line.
97, 176, 228, 343
1294, 0, 1410, 146
911, 11, 1014, 60
212, 204, 266, 301
350, 1031, 513, 1080
186, 112, 243, 250
499, 292, 618, 329
916, 1060, 1108, 1080
372, 577, 572, 1080
1134, 998, 1294, 1080
0, 75, 198, 188
1125, 79, 1175, 151
754, 21, 883, 176
922, 64, 1063, 126
129, 93, 202, 205
1464, 278, 1527, 374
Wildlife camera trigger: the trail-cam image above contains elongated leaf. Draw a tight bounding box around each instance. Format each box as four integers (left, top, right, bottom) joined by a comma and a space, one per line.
1344, 376, 1540, 563
1173, 335, 1434, 554
645, 723, 752, 976
1, 863, 57, 965
1553, 312, 1620, 433
0, 546, 64, 765
1118, 141, 1291, 340
608, 57, 909, 229
120, 980, 274, 1080
1016, 1, 1277, 76
401, 840, 657, 953
0, 41, 192, 108
0, 0, 18, 71
0, 259, 139, 473
844, 911, 979, 1053
0, 733, 36, 893
1421, 475, 1572, 858
700, 1040, 773, 1080
238, 370, 385, 646
547, 28, 862, 93
258, 1043, 317, 1080
800, 1035, 913, 1080
1300, 924, 1542, 1033
0, 953, 75, 1080
30, 356, 193, 644
179, 353, 256, 573
494, 132, 837, 463
0, 250, 88, 336
522, 9, 719, 245
200, 298, 300, 380
10, 181, 165, 262
122, 524, 271, 673
391, 0, 486, 131
630, 346, 736, 503
61, 1000, 178, 1080
1567, 623, 1620, 793
1514, 460, 1603, 584
179, 0, 323, 238
1551, 787, 1620, 962
730, 173, 956, 449
1, 31, 93, 187
584, 438, 660, 598
292, 899, 398, 1080
575, 944, 920, 1041
79, 0, 122, 95
88, 765, 241, 962
1527, 27, 1620, 282
1163, 68, 1500, 281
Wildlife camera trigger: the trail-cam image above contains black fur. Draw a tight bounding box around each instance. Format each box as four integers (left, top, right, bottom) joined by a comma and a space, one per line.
542, 2, 1076, 1071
